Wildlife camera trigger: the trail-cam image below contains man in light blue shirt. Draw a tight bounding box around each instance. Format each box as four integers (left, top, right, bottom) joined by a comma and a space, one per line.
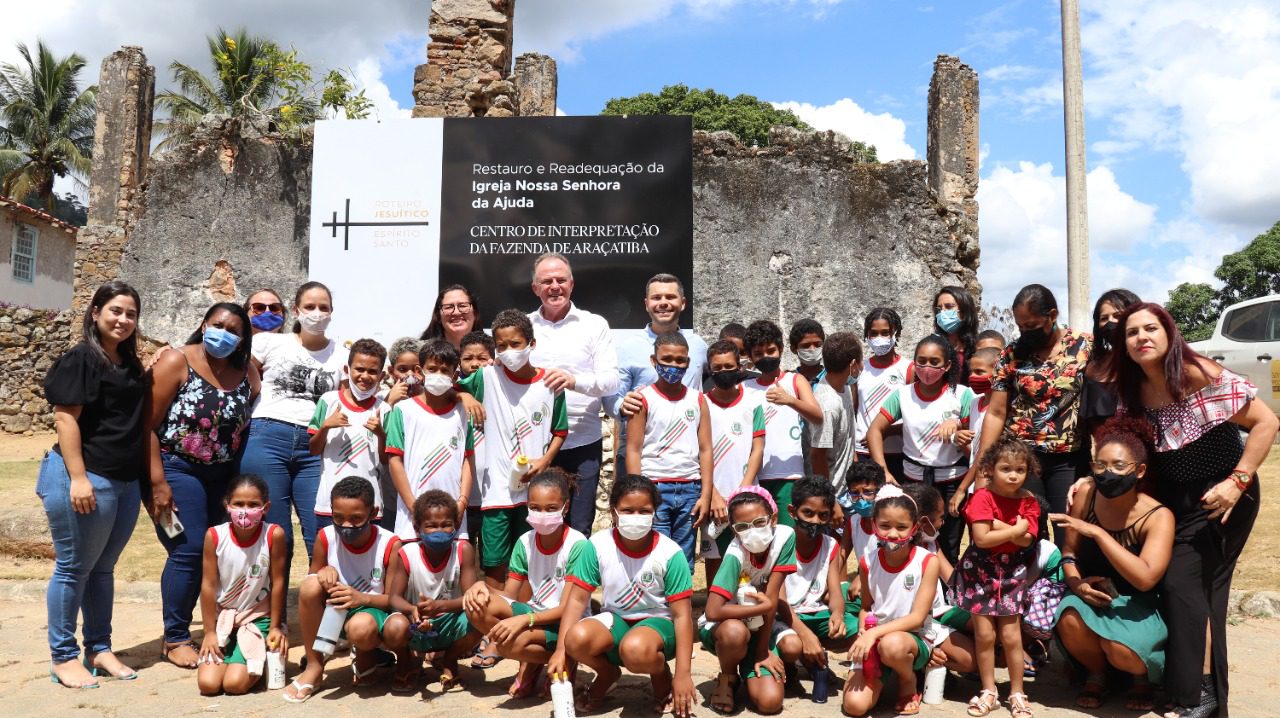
605, 273, 708, 466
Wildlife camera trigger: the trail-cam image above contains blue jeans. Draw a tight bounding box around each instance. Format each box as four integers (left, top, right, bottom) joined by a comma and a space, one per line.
552, 440, 601, 534
37, 450, 141, 663
654, 480, 701, 569
155, 453, 235, 643
239, 417, 321, 562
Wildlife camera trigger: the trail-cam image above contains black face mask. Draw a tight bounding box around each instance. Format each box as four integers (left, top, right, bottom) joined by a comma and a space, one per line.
1098, 321, 1119, 352
1017, 323, 1053, 351
1092, 469, 1139, 498
794, 517, 827, 540
336, 522, 370, 545
711, 369, 747, 390
755, 356, 781, 374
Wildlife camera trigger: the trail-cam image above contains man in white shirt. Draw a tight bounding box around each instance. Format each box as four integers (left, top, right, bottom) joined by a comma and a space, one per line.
527, 253, 619, 533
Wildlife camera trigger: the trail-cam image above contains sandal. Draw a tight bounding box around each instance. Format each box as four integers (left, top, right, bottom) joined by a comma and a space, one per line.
895, 691, 923, 715
470, 638, 502, 669
392, 663, 422, 694
967, 689, 1000, 717
161, 640, 199, 669
1125, 679, 1154, 712
709, 672, 738, 714
1075, 674, 1105, 709
1008, 692, 1034, 718
352, 660, 383, 686
508, 663, 545, 699
282, 680, 316, 703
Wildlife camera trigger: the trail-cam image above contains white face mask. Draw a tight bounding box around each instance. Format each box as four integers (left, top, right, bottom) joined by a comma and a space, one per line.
615, 513, 653, 540
298, 310, 331, 334
869, 336, 895, 356
422, 373, 453, 396
796, 347, 823, 366
348, 374, 379, 401
401, 374, 420, 387
498, 346, 532, 371
740, 525, 775, 553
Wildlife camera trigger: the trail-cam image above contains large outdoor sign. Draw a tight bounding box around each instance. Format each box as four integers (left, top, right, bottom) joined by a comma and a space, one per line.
309, 116, 693, 346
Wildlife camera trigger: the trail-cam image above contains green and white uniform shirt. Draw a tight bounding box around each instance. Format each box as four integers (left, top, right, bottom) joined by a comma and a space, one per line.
854, 354, 912, 455
508, 525, 590, 615
785, 533, 840, 614
567, 529, 694, 621
701, 524, 797, 630
309, 390, 390, 518
317, 524, 397, 596
704, 387, 766, 498
210, 521, 276, 610
384, 395, 475, 538
400, 537, 465, 603
878, 383, 974, 482
636, 384, 703, 482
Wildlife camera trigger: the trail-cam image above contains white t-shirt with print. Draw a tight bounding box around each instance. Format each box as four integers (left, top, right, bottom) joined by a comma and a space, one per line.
879, 383, 975, 482
636, 384, 703, 482
741, 373, 806, 481
251, 332, 347, 426
309, 390, 390, 517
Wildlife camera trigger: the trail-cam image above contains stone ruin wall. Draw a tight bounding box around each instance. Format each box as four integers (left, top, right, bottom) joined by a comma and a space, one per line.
0, 0, 979, 436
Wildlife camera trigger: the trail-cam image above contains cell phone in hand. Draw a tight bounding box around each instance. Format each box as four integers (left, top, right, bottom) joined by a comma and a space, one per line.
159, 511, 184, 538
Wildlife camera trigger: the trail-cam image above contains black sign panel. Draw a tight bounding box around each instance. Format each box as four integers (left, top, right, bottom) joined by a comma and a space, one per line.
438, 116, 693, 330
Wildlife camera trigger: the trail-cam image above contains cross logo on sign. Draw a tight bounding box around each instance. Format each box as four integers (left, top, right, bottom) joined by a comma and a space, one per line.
322, 198, 431, 250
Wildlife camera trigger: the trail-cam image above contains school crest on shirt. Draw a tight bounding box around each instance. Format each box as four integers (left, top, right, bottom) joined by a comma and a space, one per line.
685, 408, 696, 421
808, 578, 823, 596
888, 374, 902, 385
450, 434, 459, 449
904, 574, 916, 591
250, 563, 263, 578
731, 421, 743, 436
532, 404, 550, 426
639, 570, 658, 590
371, 567, 383, 581
555, 566, 567, 580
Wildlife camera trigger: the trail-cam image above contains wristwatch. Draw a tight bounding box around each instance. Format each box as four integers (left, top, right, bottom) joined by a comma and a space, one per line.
1230, 470, 1253, 490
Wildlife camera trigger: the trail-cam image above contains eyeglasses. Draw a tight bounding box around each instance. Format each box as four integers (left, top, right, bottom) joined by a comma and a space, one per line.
250, 302, 284, 314
441, 302, 472, 314
849, 489, 879, 500
1089, 460, 1137, 473
731, 516, 772, 533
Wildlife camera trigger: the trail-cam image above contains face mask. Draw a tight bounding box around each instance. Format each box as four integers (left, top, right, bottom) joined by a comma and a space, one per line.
868, 336, 896, 357
654, 362, 687, 384
348, 374, 379, 401
797, 347, 823, 366
1018, 323, 1053, 350
1092, 469, 1139, 498
298, 310, 331, 334
711, 369, 746, 390
418, 529, 456, 549
498, 346, 532, 371
1098, 321, 1118, 352
422, 374, 453, 396
755, 355, 781, 374
915, 364, 947, 386
336, 522, 370, 545
794, 517, 826, 540
876, 528, 916, 552
936, 309, 963, 334
968, 374, 992, 395
740, 525, 775, 553
401, 374, 421, 387
852, 498, 874, 518
230, 506, 264, 531
203, 326, 242, 359
250, 312, 285, 332
527, 510, 565, 535
615, 513, 653, 541
919, 518, 940, 543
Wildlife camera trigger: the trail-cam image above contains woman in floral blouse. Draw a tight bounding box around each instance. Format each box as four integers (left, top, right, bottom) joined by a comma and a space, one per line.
956, 284, 1092, 542
145, 302, 259, 668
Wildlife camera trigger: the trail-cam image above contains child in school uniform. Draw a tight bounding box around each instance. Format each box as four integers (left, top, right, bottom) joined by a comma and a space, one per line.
458, 330, 495, 547
855, 308, 913, 479
841, 462, 887, 564
548, 475, 697, 716
309, 339, 390, 530
456, 309, 568, 588
701, 339, 765, 586
740, 320, 822, 526
377, 337, 423, 530
386, 489, 481, 692
625, 331, 716, 569
286, 477, 404, 703
196, 475, 288, 696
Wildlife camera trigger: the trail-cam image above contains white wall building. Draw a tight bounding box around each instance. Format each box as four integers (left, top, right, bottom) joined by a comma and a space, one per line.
0, 196, 77, 310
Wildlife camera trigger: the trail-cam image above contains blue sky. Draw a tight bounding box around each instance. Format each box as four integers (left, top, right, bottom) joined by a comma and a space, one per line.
7, 0, 1279, 317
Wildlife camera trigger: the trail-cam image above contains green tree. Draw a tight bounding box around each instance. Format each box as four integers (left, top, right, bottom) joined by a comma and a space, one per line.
1214, 220, 1280, 307
603, 84, 876, 157
1165, 282, 1218, 342
0, 41, 96, 210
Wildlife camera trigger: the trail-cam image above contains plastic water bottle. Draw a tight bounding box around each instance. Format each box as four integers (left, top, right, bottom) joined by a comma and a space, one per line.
509, 455, 531, 492
809, 661, 829, 703
313, 605, 348, 656
265, 649, 286, 690
850, 614, 878, 674
922, 664, 946, 704
550, 671, 577, 718
736, 576, 763, 630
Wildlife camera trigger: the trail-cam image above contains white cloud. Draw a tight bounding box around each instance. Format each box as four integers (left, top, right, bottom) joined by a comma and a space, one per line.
349, 57, 410, 121
977, 161, 1158, 309
770, 99, 917, 160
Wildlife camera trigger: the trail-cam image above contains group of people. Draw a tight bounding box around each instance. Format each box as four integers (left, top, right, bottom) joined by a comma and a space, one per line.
36, 251, 1274, 718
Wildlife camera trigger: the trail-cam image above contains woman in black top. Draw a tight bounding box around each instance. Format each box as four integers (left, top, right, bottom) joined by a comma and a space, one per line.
1080, 289, 1140, 432
932, 285, 978, 384
38, 281, 148, 688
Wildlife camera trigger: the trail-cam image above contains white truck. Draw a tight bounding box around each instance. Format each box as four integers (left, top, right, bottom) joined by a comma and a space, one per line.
1189, 294, 1280, 413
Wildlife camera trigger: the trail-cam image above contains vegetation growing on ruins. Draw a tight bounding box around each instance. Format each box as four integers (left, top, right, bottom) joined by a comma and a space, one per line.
603, 83, 878, 161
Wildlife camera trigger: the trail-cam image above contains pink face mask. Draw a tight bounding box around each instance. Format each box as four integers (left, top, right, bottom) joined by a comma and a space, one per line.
231, 506, 265, 531
526, 509, 565, 535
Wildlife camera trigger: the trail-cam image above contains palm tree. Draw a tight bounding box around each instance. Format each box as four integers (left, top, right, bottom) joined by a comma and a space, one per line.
0, 41, 96, 210
155, 27, 317, 150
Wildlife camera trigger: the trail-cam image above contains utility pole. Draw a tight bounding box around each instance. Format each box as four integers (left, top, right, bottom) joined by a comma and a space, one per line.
1061, 0, 1090, 330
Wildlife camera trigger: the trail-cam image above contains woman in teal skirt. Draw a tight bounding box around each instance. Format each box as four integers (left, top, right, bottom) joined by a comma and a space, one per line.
1049, 417, 1174, 712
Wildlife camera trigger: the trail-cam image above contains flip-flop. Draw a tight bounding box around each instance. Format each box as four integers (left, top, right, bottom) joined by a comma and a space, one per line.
282, 680, 316, 703
392, 666, 423, 694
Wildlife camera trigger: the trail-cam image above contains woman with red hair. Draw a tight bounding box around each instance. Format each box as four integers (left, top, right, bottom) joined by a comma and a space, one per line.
1104, 302, 1276, 718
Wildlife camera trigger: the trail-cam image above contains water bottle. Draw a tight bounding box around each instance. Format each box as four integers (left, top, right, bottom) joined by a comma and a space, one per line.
509, 455, 531, 492
850, 614, 878, 674
736, 576, 763, 631
922, 664, 946, 704
809, 661, 829, 703
550, 671, 577, 718
313, 605, 348, 656
265, 649, 287, 690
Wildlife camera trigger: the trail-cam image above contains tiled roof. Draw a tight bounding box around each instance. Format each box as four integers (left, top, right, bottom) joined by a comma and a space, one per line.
0, 196, 78, 234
